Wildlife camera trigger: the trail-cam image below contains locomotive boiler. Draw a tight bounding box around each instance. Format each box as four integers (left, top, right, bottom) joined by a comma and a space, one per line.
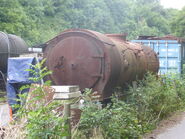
43, 29, 159, 100
0, 32, 28, 73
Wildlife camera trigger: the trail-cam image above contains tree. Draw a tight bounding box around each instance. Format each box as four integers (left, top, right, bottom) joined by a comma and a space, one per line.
127, 0, 171, 39
0, 0, 179, 45
0, 0, 26, 35
170, 7, 185, 37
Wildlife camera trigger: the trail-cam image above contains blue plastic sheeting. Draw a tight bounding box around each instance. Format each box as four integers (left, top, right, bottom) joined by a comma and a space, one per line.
6, 83, 30, 106
6, 57, 39, 108
6, 83, 18, 106
132, 40, 182, 75
7, 57, 37, 83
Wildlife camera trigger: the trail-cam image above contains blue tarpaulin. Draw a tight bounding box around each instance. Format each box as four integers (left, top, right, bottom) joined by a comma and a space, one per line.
7, 57, 37, 83
6, 57, 38, 107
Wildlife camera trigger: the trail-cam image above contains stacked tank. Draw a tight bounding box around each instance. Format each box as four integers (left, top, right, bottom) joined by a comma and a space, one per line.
0, 32, 28, 73
43, 29, 159, 100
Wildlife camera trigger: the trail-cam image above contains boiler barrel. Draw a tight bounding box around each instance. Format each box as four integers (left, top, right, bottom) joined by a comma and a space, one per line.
106, 34, 159, 87
0, 32, 28, 73
43, 29, 159, 100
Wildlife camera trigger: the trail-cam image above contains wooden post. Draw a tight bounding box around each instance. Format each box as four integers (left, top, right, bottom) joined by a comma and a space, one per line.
52, 86, 81, 139
132, 81, 137, 90
64, 103, 71, 139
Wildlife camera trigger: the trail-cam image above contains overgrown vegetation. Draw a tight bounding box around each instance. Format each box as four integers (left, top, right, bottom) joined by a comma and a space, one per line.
74, 73, 185, 138
3, 64, 185, 138
2, 60, 69, 139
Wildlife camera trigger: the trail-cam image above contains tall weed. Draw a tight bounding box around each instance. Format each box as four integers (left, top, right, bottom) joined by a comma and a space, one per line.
76, 73, 185, 138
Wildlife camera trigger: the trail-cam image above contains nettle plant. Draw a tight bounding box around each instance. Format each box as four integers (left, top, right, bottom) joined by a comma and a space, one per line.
6, 59, 69, 139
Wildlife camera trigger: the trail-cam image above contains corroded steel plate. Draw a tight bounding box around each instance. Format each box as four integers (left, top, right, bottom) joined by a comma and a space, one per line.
46, 35, 103, 90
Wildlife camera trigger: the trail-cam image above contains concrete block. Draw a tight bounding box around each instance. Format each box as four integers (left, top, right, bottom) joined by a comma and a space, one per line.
51, 85, 79, 93
53, 91, 81, 100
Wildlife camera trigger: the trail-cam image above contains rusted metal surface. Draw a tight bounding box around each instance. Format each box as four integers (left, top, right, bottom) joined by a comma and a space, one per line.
107, 35, 159, 87
0, 32, 28, 73
43, 29, 159, 100
141, 45, 159, 73
106, 34, 127, 41
137, 35, 185, 43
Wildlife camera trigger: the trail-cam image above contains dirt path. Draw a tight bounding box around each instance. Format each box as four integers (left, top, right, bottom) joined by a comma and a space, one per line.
145, 111, 185, 139
157, 117, 185, 139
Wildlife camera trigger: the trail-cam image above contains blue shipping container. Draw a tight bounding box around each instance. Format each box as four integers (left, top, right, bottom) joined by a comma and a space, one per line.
132, 39, 185, 75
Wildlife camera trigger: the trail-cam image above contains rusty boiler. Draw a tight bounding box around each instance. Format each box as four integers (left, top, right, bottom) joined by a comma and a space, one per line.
43, 29, 159, 100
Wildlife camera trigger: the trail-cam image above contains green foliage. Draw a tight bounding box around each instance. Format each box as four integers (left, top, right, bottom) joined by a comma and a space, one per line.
77, 98, 143, 138
170, 7, 185, 37
0, 0, 180, 46
0, 0, 26, 34
10, 60, 68, 139
127, 74, 182, 119
25, 59, 52, 83
25, 102, 68, 139
76, 73, 185, 138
